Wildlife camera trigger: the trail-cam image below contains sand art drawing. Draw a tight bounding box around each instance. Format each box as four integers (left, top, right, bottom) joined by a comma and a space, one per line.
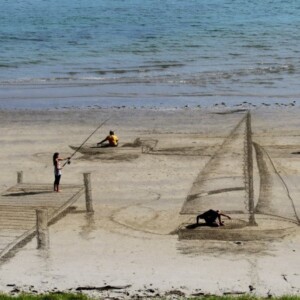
179, 112, 299, 241
65, 111, 300, 244
0, 183, 85, 262
69, 138, 158, 161
1, 111, 299, 264
0, 108, 300, 296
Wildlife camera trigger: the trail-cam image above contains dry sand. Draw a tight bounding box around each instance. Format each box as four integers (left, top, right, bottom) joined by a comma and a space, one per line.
0, 107, 300, 298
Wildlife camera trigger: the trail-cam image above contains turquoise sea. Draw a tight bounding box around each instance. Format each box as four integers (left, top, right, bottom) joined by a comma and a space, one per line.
0, 0, 299, 109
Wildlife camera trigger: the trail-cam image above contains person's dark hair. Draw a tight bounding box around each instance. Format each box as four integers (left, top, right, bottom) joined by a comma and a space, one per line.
53, 152, 59, 166
110, 130, 114, 135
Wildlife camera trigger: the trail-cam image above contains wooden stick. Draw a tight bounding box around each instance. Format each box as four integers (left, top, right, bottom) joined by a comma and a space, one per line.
246, 112, 257, 226
17, 171, 23, 184
83, 173, 94, 213
36, 209, 49, 249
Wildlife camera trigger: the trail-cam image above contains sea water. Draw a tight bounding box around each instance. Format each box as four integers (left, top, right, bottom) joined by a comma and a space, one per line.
0, 0, 299, 109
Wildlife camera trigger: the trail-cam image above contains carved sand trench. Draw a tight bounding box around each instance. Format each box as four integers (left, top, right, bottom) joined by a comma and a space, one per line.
107, 192, 172, 237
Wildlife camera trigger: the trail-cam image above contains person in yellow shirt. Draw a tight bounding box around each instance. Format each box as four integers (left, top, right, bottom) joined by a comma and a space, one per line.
97, 130, 119, 147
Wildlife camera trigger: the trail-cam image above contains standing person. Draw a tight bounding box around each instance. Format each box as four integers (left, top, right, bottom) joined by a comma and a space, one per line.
53, 152, 70, 192
97, 130, 119, 147
196, 209, 231, 227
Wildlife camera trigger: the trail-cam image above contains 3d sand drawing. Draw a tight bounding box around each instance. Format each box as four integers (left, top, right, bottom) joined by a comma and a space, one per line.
179, 112, 300, 241
0, 174, 91, 262
69, 138, 158, 161
0, 110, 299, 267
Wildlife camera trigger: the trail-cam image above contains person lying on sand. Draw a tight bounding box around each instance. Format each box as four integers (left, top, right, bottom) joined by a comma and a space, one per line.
97, 130, 119, 147
196, 209, 231, 227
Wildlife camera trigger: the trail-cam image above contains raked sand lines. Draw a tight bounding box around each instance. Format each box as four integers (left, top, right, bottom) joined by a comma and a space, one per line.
0, 183, 84, 261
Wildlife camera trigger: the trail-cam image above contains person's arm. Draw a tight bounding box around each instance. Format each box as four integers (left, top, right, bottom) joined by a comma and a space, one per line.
220, 212, 231, 220
58, 157, 70, 161
57, 157, 71, 168
217, 211, 231, 226
97, 137, 108, 145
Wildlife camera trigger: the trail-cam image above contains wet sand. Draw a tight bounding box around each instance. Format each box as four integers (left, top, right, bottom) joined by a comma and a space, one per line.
0, 107, 300, 298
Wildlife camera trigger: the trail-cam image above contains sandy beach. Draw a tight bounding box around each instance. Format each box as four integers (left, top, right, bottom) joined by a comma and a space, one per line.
0, 106, 300, 298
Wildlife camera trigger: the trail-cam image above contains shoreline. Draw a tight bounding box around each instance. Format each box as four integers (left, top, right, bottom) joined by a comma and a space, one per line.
0, 82, 298, 111
0, 101, 297, 112
0, 101, 297, 111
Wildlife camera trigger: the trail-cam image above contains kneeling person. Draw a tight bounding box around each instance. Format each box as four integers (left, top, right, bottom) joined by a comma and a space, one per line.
196, 209, 231, 227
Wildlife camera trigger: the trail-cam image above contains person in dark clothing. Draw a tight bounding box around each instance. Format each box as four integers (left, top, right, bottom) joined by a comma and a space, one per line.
196, 209, 231, 227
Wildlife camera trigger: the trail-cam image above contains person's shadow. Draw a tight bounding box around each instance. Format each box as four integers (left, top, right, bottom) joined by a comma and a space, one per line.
185, 223, 208, 229
185, 222, 221, 229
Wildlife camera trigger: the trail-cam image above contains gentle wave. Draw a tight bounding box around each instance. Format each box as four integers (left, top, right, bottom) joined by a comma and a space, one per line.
0, 63, 297, 86
0, 36, 46, 42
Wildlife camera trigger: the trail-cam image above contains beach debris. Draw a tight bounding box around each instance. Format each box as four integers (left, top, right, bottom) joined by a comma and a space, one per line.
282, 274, 288, 282
10, 288, 20, 294
191, 292, 206, 296
165, 289, 186, 297
234, 241, 243, 245
76, 285, 131, 291
223, 291, 246, 295
249, 285, 255, 292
